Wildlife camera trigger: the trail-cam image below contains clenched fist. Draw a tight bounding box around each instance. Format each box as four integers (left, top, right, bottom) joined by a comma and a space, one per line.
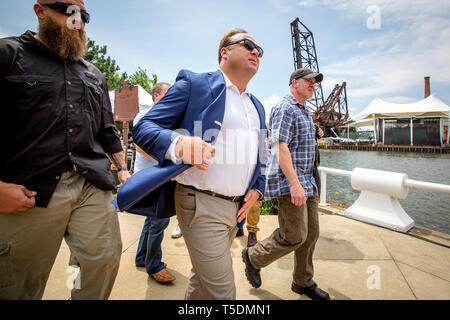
0, 182, 36, 213
175, 136, 216, 170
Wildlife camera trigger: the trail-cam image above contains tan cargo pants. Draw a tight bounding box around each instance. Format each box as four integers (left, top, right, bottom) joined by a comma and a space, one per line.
246, 200, 262, 234
0, 171, 122, 300
248, 192, 320, 287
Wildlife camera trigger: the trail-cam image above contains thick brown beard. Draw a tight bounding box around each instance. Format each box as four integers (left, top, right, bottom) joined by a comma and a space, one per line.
38, 15, 87, 61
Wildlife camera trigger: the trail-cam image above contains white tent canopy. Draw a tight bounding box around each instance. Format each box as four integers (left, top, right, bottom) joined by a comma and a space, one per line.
108, 84, 154, 114
349, 94, 450, 127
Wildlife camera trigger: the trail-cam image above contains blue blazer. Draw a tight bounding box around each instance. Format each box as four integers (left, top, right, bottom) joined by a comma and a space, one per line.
114, 69, 267, 227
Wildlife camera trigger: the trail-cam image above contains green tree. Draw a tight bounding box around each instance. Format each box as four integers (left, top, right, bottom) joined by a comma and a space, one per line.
128, 67, 158, 95
84, 38, 127, 90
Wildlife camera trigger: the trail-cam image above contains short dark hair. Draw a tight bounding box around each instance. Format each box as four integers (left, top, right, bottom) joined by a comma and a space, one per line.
152, 82, 171, 101
218, 27, 248, 64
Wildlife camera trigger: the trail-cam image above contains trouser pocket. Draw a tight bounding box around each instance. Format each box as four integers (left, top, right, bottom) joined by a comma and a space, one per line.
175, 184, 197, 227
0, 243, 16, 289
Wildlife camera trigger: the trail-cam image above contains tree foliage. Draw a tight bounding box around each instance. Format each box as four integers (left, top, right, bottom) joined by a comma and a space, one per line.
84, 38, 158, 95
84, 38, 127, 90
128, 67, 158, 95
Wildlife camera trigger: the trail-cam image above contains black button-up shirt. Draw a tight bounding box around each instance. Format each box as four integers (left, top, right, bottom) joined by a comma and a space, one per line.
0, 31, 123, 207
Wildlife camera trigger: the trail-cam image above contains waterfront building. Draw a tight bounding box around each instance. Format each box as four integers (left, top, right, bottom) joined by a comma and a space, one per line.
350, 94, 450, 146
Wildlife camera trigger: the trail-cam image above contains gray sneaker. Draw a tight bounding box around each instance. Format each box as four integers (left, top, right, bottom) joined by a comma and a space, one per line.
171, 224, 182, 239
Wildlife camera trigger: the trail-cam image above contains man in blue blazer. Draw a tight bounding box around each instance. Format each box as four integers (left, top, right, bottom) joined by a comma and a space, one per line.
127, 28, 267, 299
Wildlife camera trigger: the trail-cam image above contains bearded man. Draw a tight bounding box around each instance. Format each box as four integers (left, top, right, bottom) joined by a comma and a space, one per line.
0, 0, 130, 300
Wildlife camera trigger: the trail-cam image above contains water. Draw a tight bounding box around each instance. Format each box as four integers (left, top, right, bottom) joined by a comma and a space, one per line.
319, 149, 450, 234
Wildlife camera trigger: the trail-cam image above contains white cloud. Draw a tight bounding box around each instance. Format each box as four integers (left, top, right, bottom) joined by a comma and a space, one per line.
260, 94, 282, 119
298, 1, 312, 7
298, 0, 450, 19
316, 1, 450, 107
0, 27, 9, 38
268, 0, 292, 13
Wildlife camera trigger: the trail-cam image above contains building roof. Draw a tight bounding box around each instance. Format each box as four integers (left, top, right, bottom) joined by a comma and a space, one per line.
349, 94, 450, 127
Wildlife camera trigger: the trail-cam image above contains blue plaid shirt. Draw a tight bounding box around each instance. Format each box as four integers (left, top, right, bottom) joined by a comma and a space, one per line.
265, 95, 317, 199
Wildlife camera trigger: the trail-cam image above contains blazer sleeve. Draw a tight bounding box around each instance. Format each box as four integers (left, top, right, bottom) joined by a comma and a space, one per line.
251, 138, 267, 197
132, 70, 191, 165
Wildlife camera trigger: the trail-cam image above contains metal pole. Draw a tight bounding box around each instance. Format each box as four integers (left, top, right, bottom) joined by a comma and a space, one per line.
410, 118, 414, 146
319, 169, 328, 206
447, 112, 450, 144
406, 179, 450, 194
447, 113, 450, 145
373, 114, 377, 144
123, 121, 129, 169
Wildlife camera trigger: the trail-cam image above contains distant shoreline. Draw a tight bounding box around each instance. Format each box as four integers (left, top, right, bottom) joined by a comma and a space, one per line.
319, 144, 450, 154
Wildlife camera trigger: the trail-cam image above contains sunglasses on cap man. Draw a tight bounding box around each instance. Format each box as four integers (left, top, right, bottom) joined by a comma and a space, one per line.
226, 38, 264, 58
39, 1, 90, 24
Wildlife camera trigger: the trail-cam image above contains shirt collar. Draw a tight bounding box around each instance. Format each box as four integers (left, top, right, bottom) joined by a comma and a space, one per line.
285, 94, 305, 107
219, 68, 251, 96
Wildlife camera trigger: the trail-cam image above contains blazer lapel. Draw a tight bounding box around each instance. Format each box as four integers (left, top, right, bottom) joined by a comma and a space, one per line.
201, 70, 227, 144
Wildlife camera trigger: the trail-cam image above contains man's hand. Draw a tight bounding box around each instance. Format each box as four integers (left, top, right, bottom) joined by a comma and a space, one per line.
236, 189, 260, 223
0, 182, 36, 213
290, 181, 306, 207
118, 170, 131, 184
175, 136, 216, 170
317, 127, 324, 138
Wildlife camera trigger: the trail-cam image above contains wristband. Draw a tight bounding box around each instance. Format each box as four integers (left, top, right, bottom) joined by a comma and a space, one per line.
117, 167, 128, 172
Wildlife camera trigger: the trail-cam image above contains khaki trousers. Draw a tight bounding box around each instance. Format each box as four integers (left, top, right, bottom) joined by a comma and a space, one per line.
246, 200, 261, 234
0, 171, 122, 300
174, 184, 239, 300
248, 192, 319, 287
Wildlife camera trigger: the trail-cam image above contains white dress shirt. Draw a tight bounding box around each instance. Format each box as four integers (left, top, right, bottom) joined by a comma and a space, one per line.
165, 69, 260, 196
133, 106, 158, 173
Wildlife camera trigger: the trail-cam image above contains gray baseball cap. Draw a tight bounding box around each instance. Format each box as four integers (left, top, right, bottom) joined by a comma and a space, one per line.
289, 68, 323, 85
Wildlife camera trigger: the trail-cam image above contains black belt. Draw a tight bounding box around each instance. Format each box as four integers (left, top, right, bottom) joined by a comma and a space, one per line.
180, 184, 243, 203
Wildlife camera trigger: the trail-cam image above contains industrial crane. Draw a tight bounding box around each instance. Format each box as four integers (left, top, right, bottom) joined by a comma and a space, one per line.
291, 18, 349, 137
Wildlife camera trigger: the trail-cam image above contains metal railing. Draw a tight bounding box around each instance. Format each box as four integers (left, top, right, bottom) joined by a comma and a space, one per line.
317, 166, 450, 232
318, 166, 450, 206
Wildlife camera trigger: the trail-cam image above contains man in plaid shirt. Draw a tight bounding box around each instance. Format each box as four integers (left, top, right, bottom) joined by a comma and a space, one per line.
242, 68, 330, 300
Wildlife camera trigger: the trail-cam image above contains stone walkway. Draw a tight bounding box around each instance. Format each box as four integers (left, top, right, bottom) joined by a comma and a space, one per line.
42, 208, 450, 300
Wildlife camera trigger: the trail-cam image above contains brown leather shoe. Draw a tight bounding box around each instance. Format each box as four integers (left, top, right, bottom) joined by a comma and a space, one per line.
247, 232, 257, 247
151, 267, 176, 283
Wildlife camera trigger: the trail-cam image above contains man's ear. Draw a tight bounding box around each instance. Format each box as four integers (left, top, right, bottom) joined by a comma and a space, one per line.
220, 47, 228, 61
33, 3, 46, 20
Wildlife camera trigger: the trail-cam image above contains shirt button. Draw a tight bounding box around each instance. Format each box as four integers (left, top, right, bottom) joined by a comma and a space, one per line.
69, 104, 73, 108
69, 152, 72, 156
67, 81, 72, 85
69, 129, 73, 133
56, 176, 60, 179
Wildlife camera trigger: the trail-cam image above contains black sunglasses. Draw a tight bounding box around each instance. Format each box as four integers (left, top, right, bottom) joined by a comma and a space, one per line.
226, 38, 264, 58
40, 2, 90, 24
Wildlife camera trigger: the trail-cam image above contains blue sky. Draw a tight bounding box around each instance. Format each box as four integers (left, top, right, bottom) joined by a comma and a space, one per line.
1, 0, 450, 119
